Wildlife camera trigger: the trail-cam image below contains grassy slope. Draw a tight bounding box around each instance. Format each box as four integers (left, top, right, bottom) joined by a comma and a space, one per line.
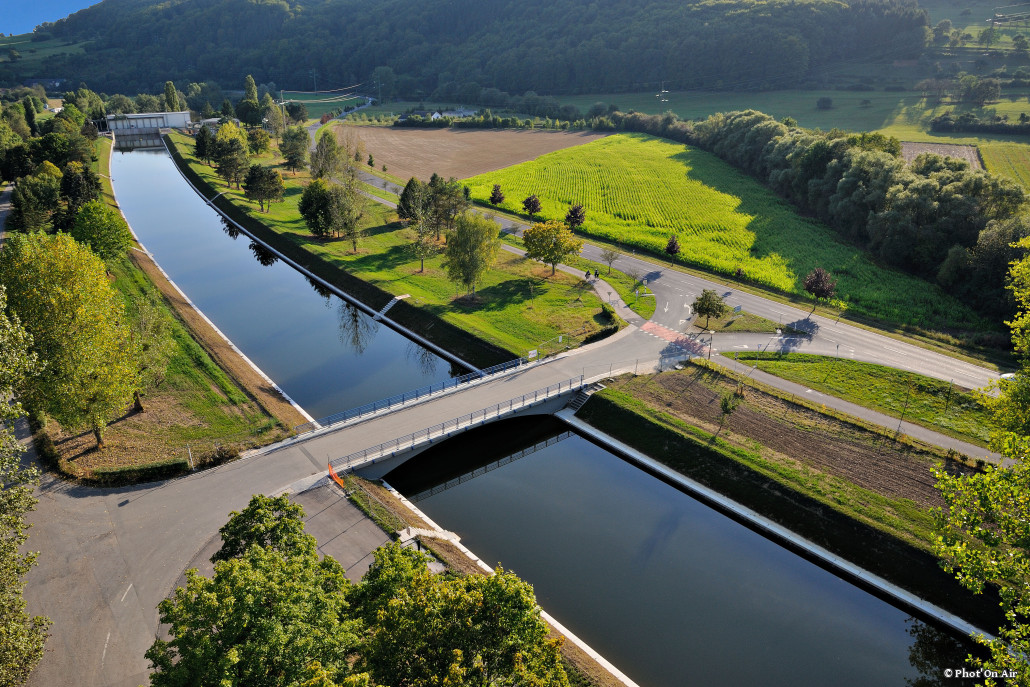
169, 131, 616, 358
728, 352, 991, 446
463, 133, 980, 330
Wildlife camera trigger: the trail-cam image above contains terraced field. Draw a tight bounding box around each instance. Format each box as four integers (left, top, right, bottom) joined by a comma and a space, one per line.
464, 133, 981, 330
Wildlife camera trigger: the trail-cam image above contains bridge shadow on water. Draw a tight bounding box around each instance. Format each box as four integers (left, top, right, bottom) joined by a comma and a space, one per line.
383, 415, 569, 498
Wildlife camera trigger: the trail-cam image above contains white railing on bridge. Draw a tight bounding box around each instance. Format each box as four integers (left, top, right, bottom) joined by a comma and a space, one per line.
330, 375, 585, 473
294, 356, 533, 434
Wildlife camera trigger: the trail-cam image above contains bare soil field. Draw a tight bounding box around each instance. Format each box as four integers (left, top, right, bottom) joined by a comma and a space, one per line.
606, 366, 970, 507
901, 141, 982, 169
336, 126, 609, 181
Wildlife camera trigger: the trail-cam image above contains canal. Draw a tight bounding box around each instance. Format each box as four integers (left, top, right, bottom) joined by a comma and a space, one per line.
112, 145, 976, 687
111, 147, 459, 420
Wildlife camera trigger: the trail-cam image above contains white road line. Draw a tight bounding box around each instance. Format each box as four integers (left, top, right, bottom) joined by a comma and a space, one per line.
883, 346, 908, 356
120, 583, 133, 603
101, 631, 110, 666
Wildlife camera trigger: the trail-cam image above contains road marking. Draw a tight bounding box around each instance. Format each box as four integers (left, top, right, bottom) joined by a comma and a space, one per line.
883, 346, 908, 356
101, 631, 110, 666
121, 583, 133, 603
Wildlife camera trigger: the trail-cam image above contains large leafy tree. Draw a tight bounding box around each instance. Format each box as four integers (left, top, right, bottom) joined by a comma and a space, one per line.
443, 212, 501, 295
397, 177, 429, 222
934, 237, 1030, 681
428, 174, 469, 239
215, 138, 249, 189
357, 544, 570, 687
0, 286, 49, 686
0, 233, 140, 448
70, 199, 133, 263
59, 160, 101, 215
692, 288, 728, 329
194, 125, 214, 166
127, 294, 174, 413
212, 495, 314, 563
243, 165, 284, 212
523, 220, 583, 275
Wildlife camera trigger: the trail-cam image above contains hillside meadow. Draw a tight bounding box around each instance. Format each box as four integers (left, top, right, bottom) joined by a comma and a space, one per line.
463, 133, 982, 330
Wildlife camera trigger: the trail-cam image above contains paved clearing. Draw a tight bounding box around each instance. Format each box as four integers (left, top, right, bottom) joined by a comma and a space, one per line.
901, 142, 982, 169
338, 126, 609, 181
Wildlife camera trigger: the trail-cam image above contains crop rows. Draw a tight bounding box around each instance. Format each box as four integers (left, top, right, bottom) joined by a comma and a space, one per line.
980, 141, 1030, 189
464, 133, 980, 329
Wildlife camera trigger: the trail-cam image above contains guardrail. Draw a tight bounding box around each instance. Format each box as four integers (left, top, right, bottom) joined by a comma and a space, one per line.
331, 375, 584, 472
294, 356, 532, 434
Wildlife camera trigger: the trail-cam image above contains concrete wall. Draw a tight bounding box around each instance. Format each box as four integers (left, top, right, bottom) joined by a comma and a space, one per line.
107, 111, 190, 131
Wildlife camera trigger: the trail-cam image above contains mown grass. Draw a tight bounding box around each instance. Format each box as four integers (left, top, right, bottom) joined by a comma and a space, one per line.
168, 131, 614, 358
702, 310, 793, 333
0, 32, 86, 70
280, 91, 365, 120
464, 132, 980, 330
980, 141, 1030, 188
728, 352, 991, 446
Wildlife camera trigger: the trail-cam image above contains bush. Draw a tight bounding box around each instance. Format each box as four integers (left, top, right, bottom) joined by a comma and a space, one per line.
91, 457, 190, 484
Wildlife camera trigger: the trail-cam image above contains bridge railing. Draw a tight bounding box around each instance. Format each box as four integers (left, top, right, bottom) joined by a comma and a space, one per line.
294, 356, 532, 434
331, 375, 585, 472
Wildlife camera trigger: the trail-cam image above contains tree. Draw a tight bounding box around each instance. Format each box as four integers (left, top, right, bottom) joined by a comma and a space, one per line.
522, 194, 542, 219
247, 128, 270, 155
933, 239, 1030, 680
428, 175, 469, 239
664, 235, 680, 265
523, 220, 583, 275
299, 177, 365, 248
60, 161, 101, 215
692, 288, 728, 329
0, 285, 49, 686
358, 547, 569, 687
396, 177, 429, 221
281, 125, 310, 174
565, 203, 586, 231
803, 267, 837, 301
70, 199, 133, 262
489, 184, 505, 206
21, 98, 36, 137
299, 179, 336, 239
194, 125, 214, 165
311, 129, 342, 179
7, 171, 61, 232
147, 539, 360, 687
220, 97, 235, 119
212, 495, 315, 563
243, 165, 284, 212
128, 294, 174, 412
367, 153, 374, 168
443, 212, 501, 295
164, 81, 180, 112
285, 101, 308, 124
600, 247, 620, 274
0, 233, 139, 448
215, 137, 249, 189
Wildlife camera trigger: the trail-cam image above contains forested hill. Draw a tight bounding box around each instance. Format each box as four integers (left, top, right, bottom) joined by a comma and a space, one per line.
37, 0, 928, 96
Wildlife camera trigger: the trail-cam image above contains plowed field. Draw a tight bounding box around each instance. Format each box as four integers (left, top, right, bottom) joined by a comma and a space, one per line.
336, 126, 608, 181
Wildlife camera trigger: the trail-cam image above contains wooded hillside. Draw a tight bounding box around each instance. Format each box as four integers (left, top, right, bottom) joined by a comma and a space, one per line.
28, 0, 929, 96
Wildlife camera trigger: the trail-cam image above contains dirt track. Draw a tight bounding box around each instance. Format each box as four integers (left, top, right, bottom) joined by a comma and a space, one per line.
338, 126, 608, 181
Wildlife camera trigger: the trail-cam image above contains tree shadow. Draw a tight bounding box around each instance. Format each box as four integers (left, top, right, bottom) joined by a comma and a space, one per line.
344, 244, 412, 277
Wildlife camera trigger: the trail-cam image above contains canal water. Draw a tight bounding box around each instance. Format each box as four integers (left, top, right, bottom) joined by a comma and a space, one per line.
110, 147, 458, 420
113, 145, 977, 687
387, 417, 977, 687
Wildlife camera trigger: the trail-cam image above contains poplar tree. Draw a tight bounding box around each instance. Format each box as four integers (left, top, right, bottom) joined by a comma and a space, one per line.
0, 233, 140, 448
164, 81, 180, 111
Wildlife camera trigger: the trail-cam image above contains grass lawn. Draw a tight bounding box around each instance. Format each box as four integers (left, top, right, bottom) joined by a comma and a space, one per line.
726, 352, 991, 447
280, 91, 365, 120
168, 131, 617, 358
699, 310, 795, 333
0, 33, 86, 71
463, 132, 981, 331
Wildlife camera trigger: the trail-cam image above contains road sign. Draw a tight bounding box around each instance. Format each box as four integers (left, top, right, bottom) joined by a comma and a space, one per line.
733, 305, 742, 313
528, 349, 537, 359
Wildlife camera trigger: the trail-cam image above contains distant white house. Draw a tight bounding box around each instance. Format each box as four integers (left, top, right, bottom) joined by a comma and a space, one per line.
106, 111, 191, 132
398, 110, 442, 122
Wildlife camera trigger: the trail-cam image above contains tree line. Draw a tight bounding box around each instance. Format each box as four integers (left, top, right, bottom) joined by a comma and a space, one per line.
20, 0, 929, 97
686, 110, 1027, 324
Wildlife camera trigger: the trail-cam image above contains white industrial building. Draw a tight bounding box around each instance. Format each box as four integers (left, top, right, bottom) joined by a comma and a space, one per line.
105, 111, 190, 133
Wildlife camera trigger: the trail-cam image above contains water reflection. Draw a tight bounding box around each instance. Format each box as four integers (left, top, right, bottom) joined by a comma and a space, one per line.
306, 275, 334, 303
220, 216, 240, 240
338, 301, 379, 354
248, 240, 278, 266
906, 618, 982, 687
405, 339, 439, 376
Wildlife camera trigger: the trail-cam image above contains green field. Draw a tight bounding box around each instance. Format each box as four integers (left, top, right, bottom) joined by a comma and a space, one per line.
0, 33, 86, 71
463, 133, 981, 330
727, 352, 992, 446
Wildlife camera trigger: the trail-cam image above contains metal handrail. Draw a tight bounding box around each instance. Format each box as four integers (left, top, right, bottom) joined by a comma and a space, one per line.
294, 356, 532, 434
331, 375, 584, 472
